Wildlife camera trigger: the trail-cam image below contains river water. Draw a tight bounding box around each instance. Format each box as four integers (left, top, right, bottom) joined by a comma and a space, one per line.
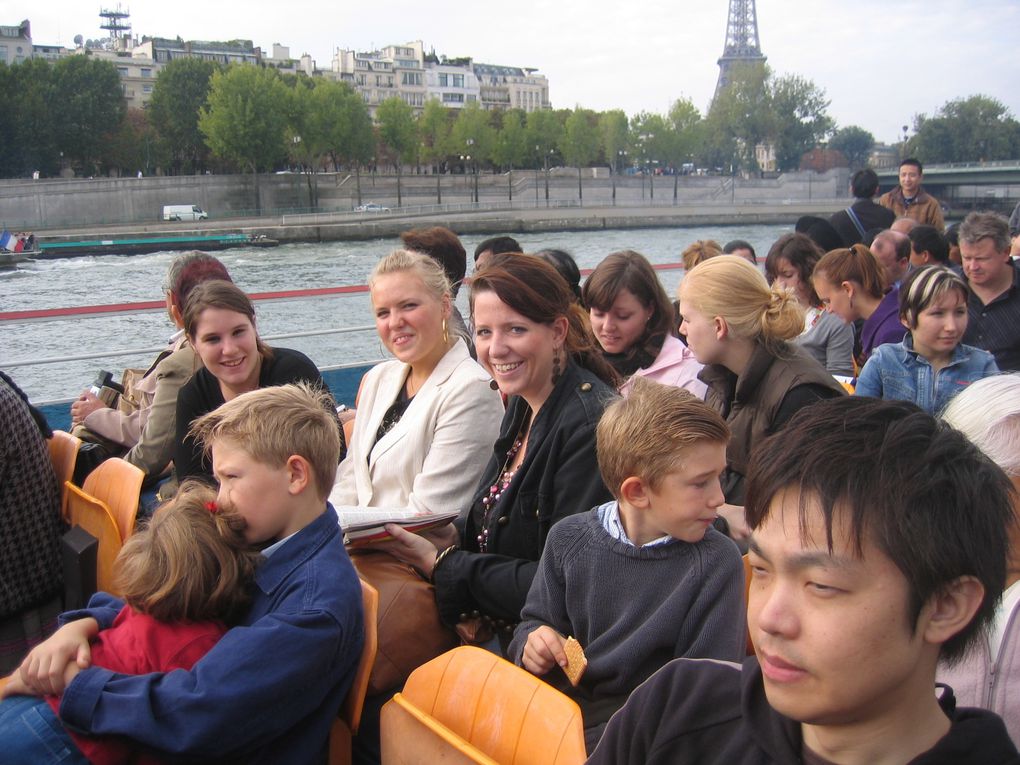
2, 223, 788, 402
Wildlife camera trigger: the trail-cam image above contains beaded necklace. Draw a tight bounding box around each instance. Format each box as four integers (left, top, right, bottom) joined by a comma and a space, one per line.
477, 422, 527, 552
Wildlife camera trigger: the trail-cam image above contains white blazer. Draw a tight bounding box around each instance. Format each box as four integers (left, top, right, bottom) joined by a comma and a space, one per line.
329, 339, 504, 518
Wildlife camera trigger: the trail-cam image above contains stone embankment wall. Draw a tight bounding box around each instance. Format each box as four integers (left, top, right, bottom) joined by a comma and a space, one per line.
0, 169, 851, 232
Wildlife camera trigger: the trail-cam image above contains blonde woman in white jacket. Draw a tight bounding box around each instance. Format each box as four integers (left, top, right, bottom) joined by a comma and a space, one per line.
329, 249, 503, 525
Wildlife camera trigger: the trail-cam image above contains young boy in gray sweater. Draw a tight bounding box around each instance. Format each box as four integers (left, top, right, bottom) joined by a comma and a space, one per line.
508, 378, 746, 752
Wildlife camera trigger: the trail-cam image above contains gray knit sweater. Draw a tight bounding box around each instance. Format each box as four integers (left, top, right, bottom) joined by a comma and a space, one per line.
508, 507, 745, 703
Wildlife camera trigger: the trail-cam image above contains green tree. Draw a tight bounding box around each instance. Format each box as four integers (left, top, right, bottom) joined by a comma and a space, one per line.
526, 109, 563, 168
526, 109, 563, 202
376, 96, 418, 207
704, 62, 773, 173
492, 108, 529, 170
560, 108, 599, 200
100, 108, 163, 177
630, 111, 671, 198
147, 57, 218, 174
911, 95, 1020, 163
598, 109, 629, 174
492, 108, 528, 201
418, 99, 451, 172
0, 59, 57, 177
326, 84, 374, 206
771, 73, 833, 171
199, 64, 289, 213
449, 102, 495, 204
829, 125, 875, 170
665, 98, 703, 198
283, 77, 353, 208
51, 55, 125, 176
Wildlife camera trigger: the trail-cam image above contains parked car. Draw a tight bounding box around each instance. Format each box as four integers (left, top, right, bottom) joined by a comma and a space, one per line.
354, 203, 390, 213
163, 204, 208, 221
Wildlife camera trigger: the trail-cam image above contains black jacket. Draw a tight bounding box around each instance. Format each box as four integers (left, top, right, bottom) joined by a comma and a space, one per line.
434, 362, 616, 628
829, 199, 896, 247
588, 656, 1020, 765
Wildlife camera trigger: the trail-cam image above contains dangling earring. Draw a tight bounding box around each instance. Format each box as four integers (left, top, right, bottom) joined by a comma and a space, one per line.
442, 317, 449, 344
551, 346, 562, 386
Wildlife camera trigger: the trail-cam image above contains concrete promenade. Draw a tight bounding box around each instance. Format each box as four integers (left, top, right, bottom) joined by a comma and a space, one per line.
31, 200, 848, 246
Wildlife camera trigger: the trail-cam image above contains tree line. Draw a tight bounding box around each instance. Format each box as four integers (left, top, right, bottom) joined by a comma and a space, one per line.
2, 54, 1018, 197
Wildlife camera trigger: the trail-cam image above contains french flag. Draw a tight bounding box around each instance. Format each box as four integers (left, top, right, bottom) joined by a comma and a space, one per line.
0, 230, 19, 252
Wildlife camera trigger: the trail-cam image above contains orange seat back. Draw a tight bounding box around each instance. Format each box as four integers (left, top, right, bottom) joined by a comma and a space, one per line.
329, 578, 380, 765
66, 482, 123, 595
83, 457, 144, 541
381, 646, 586, 765
48, 430, 81, 522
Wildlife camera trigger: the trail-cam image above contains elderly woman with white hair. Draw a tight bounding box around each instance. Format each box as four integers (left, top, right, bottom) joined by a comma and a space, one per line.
938, 373, 1020, 745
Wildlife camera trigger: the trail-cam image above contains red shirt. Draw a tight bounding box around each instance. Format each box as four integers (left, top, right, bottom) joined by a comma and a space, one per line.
48, 605, 225, 765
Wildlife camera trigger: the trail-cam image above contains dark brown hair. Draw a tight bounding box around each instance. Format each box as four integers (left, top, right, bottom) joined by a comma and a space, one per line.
582, 250, 676, 341
470, 253, 619, 387
400, 226, 467, 295
183, 280, 273, 361
115, 481, 260, 625
764, 233, 824, 306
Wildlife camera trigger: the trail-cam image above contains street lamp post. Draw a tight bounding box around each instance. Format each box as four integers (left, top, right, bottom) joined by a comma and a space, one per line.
534, 145, 540, 205
544, 150, 551, 206
466, 138, 478, 205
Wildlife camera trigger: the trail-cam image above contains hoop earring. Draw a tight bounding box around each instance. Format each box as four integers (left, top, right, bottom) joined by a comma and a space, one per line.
442, 317, 449, 344
551, 346, 562, 386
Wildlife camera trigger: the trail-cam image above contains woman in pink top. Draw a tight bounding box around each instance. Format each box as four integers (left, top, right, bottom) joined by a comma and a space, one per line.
583, 250, 706, 398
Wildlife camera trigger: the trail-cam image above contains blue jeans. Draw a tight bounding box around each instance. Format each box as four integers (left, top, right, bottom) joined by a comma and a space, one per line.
0, 695, 89, 764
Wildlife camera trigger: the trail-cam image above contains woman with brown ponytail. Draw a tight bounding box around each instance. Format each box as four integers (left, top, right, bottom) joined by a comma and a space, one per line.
677, 255, 844, 536
379, 253, 619, 652
813, 244, 907, 367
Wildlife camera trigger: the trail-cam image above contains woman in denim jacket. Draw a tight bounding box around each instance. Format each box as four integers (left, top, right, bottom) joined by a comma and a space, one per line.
855, 266, 998, 415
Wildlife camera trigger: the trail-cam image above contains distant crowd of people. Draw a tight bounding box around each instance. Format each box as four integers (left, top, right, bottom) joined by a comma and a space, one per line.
2, 158, 1020, 764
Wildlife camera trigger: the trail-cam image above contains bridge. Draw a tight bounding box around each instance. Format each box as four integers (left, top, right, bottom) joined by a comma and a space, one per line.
876, 160, 1020, 212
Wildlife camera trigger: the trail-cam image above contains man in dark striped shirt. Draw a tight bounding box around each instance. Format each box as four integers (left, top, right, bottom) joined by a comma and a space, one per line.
960, 211, 1020, 371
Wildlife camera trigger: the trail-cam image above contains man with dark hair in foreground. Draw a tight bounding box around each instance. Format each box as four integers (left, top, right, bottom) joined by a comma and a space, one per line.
588, 397, 1019, 765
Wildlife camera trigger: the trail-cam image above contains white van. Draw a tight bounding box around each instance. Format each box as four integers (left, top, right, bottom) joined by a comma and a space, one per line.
162, 204, 208, 222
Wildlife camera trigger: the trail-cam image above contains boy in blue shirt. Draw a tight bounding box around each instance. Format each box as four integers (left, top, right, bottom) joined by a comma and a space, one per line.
509, 378, 745, 752
4, 383, 363, 764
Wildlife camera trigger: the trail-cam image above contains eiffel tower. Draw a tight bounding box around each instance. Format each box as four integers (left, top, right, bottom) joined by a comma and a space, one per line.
713, 0, 766, 101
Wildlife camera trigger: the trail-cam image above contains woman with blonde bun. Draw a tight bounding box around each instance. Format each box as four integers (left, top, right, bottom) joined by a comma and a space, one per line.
677, 255, 844, 537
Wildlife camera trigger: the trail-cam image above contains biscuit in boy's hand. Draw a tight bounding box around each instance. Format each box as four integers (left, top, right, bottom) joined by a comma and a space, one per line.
562, 636, 587, 687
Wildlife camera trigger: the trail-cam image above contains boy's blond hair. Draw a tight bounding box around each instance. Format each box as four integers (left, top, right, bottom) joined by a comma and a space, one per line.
116, 481, 260, 625
597, 377, 730, 496
189, 383, 341, 500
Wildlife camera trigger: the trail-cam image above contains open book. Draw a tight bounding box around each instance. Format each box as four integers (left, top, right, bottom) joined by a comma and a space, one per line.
338, 509, 459, 545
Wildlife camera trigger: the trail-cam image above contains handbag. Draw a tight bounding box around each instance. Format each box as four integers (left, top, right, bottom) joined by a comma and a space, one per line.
349, 548, 459, 695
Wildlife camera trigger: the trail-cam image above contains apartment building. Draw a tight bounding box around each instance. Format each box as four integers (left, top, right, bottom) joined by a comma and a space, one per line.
133, 37, 261, 67
472, 63, 549, 113
264, 43, 316, 77
425, 61, 480, 109
332, 40, 427, 116
0, 19, 31, 65
89, 48, 160, 109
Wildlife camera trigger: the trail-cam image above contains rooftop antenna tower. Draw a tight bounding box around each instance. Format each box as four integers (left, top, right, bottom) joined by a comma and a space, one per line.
713, 0, 766, 102
99, 4, 131, 42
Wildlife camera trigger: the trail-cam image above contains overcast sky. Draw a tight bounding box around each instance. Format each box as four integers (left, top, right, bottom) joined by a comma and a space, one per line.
18, 0, 1018, 145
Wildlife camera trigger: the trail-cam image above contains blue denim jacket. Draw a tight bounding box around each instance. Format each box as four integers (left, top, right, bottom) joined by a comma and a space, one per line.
855, 336, 998, 415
